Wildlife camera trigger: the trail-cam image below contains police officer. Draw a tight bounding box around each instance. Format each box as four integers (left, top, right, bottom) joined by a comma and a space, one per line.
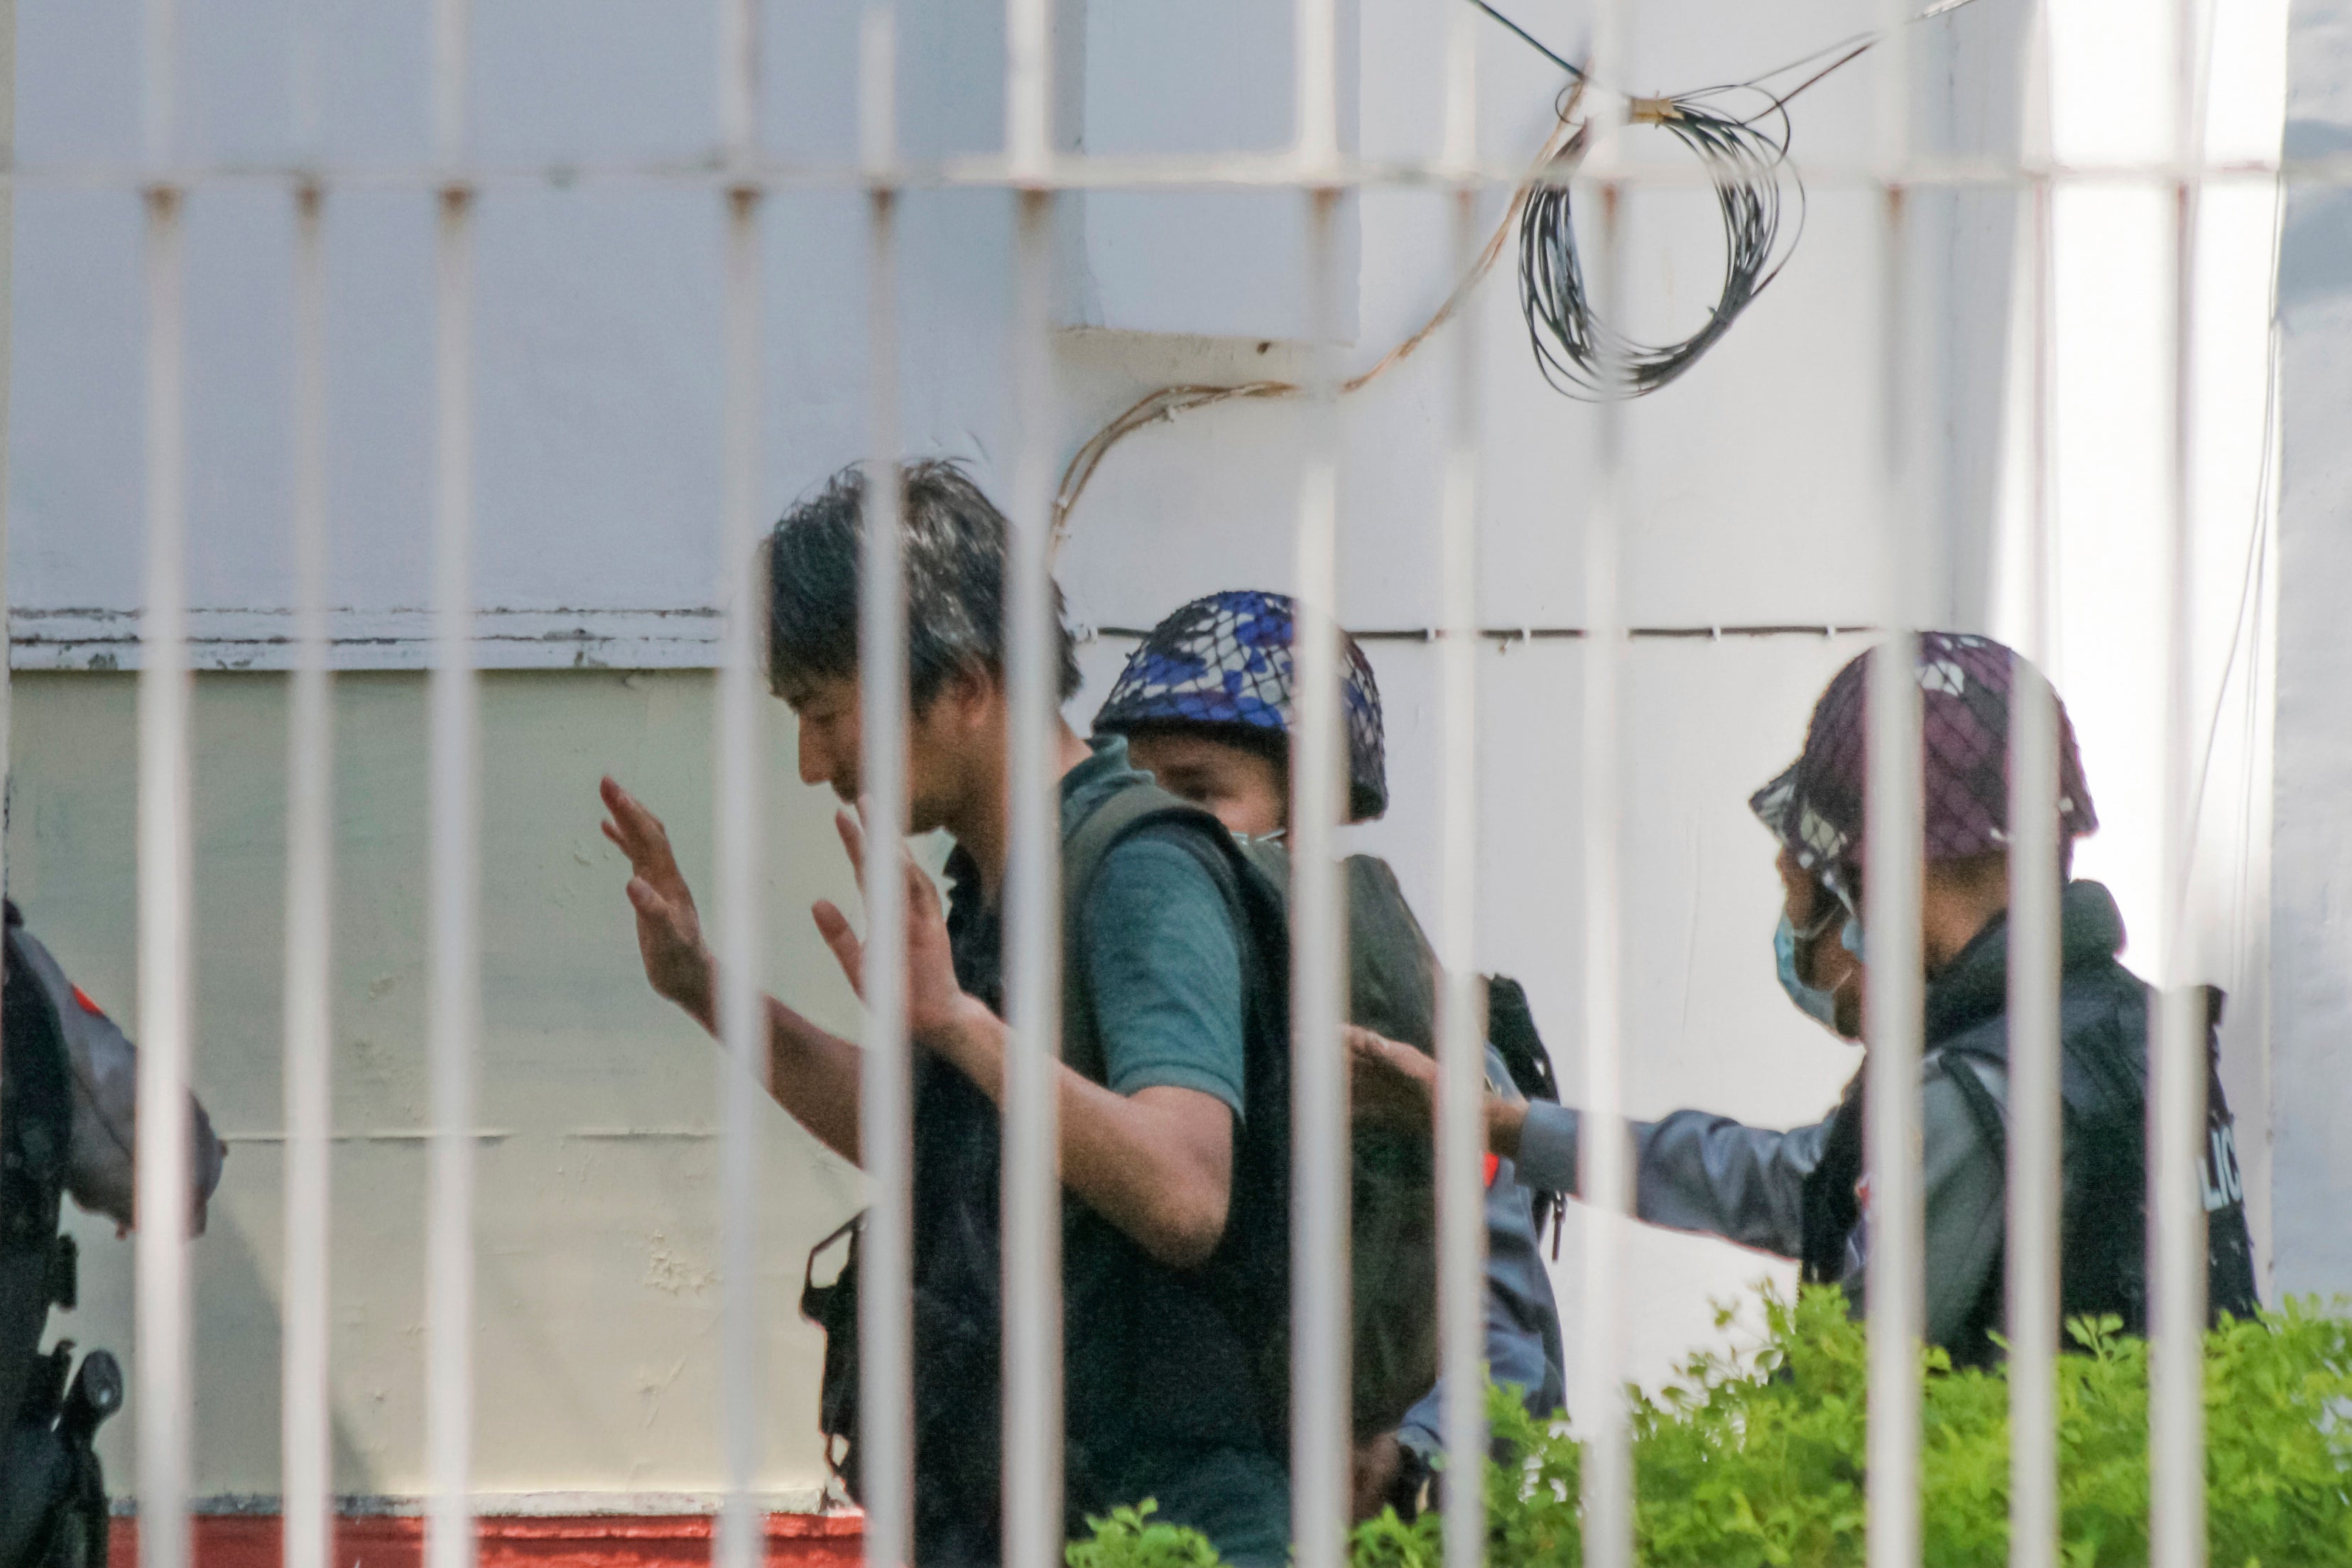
1353, 632, 2260, 1364
1, 902, 225, 1568
1091, 590, 1566, 1515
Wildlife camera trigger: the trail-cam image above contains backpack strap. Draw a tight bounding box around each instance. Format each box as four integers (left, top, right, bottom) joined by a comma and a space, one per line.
1936, 1046, 2011, 1163
1057, 780, 1248, 1086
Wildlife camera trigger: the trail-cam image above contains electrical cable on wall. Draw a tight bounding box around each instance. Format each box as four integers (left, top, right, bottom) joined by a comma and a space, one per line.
1052, 0, 1987, 545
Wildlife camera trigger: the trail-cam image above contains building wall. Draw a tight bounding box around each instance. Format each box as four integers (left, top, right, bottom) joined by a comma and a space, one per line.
10, 670, 868, 1501
23, 0, 2297, 1508
2270, 0, 2352, 1301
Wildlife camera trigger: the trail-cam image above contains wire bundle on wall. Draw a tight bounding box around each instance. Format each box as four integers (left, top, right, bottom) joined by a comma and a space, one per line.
1515, 89, 1800, 398
1050, 0, 1984, 540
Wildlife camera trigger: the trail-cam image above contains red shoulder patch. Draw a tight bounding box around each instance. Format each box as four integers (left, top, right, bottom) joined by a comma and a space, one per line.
70, 985, 107, 1018
1483, 1152, 1501, 1189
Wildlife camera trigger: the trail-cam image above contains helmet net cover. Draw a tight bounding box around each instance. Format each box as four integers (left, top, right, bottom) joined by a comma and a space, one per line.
1092, 589, 1389, 822
1749, 631, 2098, 900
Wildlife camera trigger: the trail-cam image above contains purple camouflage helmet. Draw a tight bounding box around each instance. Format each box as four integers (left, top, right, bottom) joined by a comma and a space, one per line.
1750, 631, 2098, 900
1092, 589, 1388, 822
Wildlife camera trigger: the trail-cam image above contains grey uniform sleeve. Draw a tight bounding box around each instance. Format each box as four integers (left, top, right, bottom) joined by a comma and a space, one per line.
15, 927, 227, 1233
1397, 1047, 1567, 1457
1513, 1099, 1834, 1260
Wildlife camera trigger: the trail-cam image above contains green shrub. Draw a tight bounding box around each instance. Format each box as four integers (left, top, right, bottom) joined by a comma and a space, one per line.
1069, 1285, 2352, 1568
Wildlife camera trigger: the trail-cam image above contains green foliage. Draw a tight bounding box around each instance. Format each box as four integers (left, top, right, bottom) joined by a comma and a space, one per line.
1066, 1503, 1231, 1568
1067, 1286, 2352, 1568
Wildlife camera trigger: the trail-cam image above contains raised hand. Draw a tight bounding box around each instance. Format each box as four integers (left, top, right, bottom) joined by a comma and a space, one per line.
811, 802, 977, 1050
599, 776, 717, 1028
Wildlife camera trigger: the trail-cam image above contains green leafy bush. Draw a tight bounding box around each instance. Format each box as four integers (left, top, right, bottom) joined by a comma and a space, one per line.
1069, 1285, 2352, 1568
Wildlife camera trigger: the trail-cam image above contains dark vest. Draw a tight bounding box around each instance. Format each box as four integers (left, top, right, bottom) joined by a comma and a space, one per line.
0, 908, 76, 1432
905, 777, 1290, 1564
1797, 881, 2260, 1368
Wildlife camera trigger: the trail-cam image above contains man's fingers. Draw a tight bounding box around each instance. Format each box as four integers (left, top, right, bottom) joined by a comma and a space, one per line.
834, 808, 869, 891
625, 877, 680, 926
901, 846, 942, 923
811, 900, 866, 999
601, 776, 683, 874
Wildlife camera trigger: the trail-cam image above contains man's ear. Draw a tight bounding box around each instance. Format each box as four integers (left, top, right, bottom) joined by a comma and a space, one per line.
944, 659, 1002, 732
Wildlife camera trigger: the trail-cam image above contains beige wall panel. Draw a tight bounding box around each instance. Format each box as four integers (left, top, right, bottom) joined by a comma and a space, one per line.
8, 669, 866, 1501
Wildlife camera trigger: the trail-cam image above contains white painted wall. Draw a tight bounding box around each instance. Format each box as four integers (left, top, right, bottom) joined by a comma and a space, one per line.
2269, 0, 2352, 1302
18, 0, 2314, 1503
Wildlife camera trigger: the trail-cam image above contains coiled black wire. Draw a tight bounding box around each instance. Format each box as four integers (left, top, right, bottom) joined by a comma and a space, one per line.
1518, 84, 1804, 399
1465, 0, 1956, 400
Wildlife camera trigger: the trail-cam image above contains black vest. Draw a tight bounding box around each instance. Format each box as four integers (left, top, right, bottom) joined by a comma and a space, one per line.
0, 907, 76, 1432
1797, 881, 2260, 1368
905, 782, 1290, 1564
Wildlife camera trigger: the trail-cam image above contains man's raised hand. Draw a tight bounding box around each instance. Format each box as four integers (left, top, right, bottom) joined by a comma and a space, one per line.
811, 802, 979, 1050
600, 777, 717, 1028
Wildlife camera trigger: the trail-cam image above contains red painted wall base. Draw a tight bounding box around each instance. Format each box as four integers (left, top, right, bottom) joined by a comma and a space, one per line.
108, 1513, 866, 1568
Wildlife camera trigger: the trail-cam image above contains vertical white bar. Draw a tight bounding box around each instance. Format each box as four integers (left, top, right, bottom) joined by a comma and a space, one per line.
1577, 187, 1630, 1568
1003, 0, 1049, 181
856, 15, 913, 1568
281, 173, 335, 1568
1862, 651, 1924, 1568
1001, 0, 1062, 1542
0, 0, 16, 946
425, 1, 477, 1564
1866, 5, 1923, 1567
715, 4, 766, 1563
2149, 0, 2206, 1562
1292, 0, 1337, 173
1290, 192, 1348, 1568
137, 0, 192, 1552
2005, 48, 2060, 1565
1434, 14, 1486, 1568
1577, 0, 1631, 1555
281, 4, 334, 1562
2003, 675, 2060, 1568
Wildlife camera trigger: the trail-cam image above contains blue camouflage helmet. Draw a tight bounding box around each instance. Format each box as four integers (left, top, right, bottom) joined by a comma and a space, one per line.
1094, 589, 1388, 822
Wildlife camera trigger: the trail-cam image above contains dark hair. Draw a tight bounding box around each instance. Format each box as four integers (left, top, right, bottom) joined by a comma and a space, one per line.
1118, 717, 1290, 778
765, 459, 1082, 709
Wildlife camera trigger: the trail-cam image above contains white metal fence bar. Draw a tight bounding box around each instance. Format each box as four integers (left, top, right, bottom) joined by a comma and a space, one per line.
1866, 6, 1925, 1566
0, 0, 13, 1064
714, 2, 767, 1563
425, 0, 479, 1562
1001, 3, 1064, 1559
856, 11, 914, 1565
1574, 4, 1633, 1563
1287, 0, 1347, 1530
279, 164, 335, 1568
1434, 9, 1486, 1567
136, 0, 192, 1557
2150, 2, 2209, 1562
2004, 40, 2062, 1556
1575, 217, 1631, 1568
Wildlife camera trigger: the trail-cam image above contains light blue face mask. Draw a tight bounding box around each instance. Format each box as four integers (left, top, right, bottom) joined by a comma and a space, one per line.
1775, 913, 1844, 1030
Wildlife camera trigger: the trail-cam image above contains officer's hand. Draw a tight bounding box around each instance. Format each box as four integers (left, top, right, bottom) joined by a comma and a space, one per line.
1351, 1431, 1407, 1523
600, 777, 717, 1028
1346, 1025, 1437, 1129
